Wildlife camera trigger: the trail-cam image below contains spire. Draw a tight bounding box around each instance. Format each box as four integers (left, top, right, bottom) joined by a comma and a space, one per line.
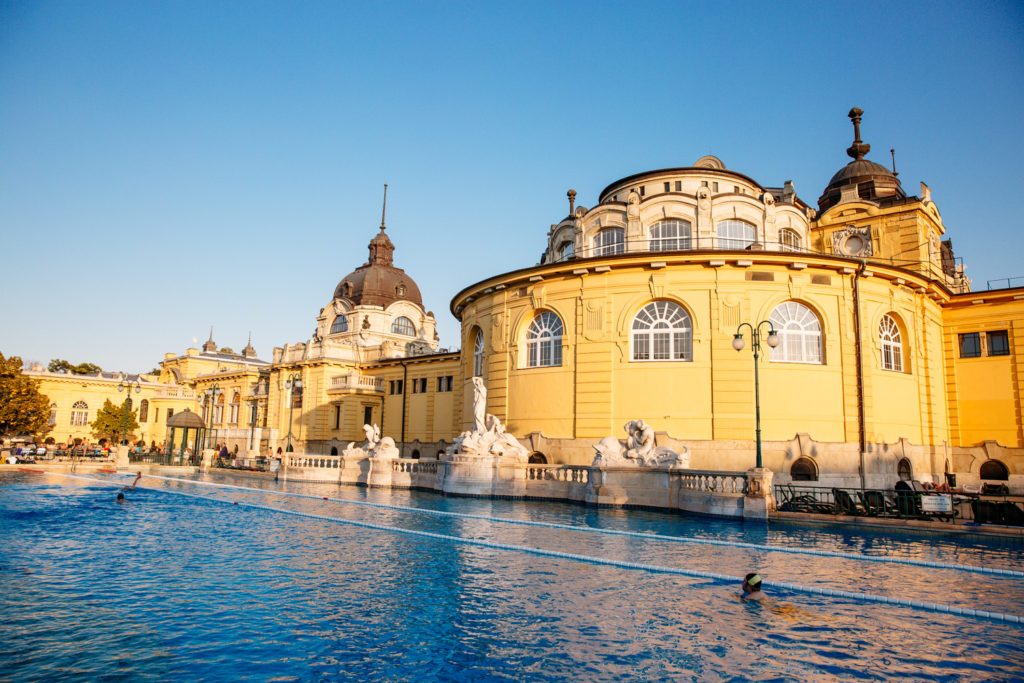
890, 148, 899, 177
567, 188, 576, 217
242, 331, 257, 358
380, 183, 388, 230
202, 327, 217, 352
846, 107, 870, 160
368, 183, 395, 267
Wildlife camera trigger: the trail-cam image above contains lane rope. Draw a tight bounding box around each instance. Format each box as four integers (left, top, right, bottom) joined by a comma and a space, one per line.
44, 470, 1024, 626
134, 472, 1024, 579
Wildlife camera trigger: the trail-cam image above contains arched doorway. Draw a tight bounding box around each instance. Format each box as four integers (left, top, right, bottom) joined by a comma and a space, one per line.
897, 458, 913, 481
791, 457, 818, 482
528, 452, 547, 464
980, 460, 1009, 481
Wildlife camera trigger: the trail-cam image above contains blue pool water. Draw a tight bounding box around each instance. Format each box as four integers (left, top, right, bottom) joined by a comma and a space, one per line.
2, 471, 1024, 681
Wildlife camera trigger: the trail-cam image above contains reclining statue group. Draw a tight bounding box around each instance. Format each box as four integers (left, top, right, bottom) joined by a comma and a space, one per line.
343, 376, 689, 469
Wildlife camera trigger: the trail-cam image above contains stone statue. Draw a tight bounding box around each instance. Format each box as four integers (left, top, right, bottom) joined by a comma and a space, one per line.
345, 423, 387, 458
591, 420, 690, 469
445, 411, 528, 460
471, 376, 487, 433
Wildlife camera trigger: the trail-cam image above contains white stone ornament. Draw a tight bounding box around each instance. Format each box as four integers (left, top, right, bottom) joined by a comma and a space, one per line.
591, 420, 690, 468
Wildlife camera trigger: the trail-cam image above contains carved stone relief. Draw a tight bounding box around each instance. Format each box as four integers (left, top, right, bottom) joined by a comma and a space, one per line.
831, 226, 873, 257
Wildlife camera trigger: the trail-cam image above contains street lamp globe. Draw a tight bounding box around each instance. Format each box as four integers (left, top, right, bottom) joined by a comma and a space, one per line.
766, 330, 781, 348
732, 334, 746, 351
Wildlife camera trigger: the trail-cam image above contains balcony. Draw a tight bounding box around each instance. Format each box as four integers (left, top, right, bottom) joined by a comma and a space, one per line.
327, 374, 384, 395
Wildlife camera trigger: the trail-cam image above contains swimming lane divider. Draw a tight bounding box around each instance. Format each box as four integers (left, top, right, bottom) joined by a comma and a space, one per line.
50, 470, 1024, 626
139, 472, 1024, 580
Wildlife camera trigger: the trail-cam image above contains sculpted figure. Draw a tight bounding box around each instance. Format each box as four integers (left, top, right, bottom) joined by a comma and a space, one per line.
591, 420, 691, 469
363, 423, 381, 450
472, 376, 487, 433
625, 420, 655, 460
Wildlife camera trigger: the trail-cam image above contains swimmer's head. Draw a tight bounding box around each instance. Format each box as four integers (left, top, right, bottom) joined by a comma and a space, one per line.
116, 492, 125, 502
743, 573, 762, 592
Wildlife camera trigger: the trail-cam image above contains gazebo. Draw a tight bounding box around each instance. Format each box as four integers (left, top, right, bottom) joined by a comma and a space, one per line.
165, 409, 207, 466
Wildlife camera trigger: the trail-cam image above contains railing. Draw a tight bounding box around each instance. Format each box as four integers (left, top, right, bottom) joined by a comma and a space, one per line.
329, 374, 384, 392
547, 238, 818, 264
287, 455, 342, 469
775, 484, 1024, 526
152, 387, 197, 399
525, 464, 591, 483
986, 277, 1024, 291
393, 459, 439, 474
673, 470, 748, 494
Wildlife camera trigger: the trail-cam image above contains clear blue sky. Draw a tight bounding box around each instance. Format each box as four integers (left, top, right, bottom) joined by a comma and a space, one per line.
2, 0, 1022, 372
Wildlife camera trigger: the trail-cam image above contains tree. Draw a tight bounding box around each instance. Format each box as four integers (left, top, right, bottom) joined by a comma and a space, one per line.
90, 398, 139, 444
48, 359, 103, 375
219, 347, 235, 354
0, 352, 52, 438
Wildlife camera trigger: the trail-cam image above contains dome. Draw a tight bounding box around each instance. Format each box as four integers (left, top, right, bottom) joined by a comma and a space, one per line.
818, 108, 904, 212
333, 226, 423, 308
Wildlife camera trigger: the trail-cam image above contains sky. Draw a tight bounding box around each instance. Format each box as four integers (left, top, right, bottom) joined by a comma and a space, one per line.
1, 1, 1023, 373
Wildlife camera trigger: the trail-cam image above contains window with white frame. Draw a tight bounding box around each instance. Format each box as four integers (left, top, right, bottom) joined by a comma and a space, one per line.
594, 228, 625, 256
473, 328, 484, 377
48, 403, 58, 426
769, 301, 823, 364
526, 311, 563, 367
716, 219, 756, 250
649, 220, 691, 251
631, 301, 692, 361
71, 401, 89, 426
330, 315, 348, 334
879, 315, 903, 372
779, 228, 801, 252
392, 316, 415, 336
557, 241, 575, 261
213, 395, 225, 424
139, 399, 149, 423
229, 393, 240, 424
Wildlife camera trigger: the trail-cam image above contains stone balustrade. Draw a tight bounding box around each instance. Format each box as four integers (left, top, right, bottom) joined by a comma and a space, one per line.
328, 374, 384, 393
673, 469, 748, 494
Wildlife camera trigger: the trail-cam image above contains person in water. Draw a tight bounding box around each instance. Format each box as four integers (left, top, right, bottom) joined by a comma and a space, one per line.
116, 492, 125, 503
742, 573, 766, 601
122, 472, 142, 491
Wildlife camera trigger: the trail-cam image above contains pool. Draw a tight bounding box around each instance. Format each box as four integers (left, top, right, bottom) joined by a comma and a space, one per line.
2, 470, 1023, 681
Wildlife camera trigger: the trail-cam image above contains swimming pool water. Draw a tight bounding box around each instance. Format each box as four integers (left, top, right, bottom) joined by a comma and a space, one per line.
2, 471, 1023, 681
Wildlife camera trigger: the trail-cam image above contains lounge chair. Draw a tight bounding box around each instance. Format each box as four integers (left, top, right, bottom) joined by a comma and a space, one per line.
833, 488, 864, 515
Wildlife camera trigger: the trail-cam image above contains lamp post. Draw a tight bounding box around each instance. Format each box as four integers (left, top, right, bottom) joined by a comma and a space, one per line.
732, 321, 780, 469
247, 397, 257, 451
116, 377, 142, 446
285, 373, 302, 452
203, 384, 222, 450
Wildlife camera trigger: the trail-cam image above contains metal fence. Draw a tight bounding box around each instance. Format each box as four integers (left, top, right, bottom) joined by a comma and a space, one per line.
776, 484, 1024, 526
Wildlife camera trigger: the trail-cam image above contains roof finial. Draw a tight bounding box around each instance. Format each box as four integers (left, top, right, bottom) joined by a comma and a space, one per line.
567, 189, 576, 216
380, 183, 388, 230
890, 148, 899, 177
846, 107, 870, 161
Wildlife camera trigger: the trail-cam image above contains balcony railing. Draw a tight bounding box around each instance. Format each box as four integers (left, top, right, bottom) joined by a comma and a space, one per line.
329, 374, 384, 393
151, 387, 197, 399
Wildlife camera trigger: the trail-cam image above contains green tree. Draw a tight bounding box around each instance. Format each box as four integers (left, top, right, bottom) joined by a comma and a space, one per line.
0, 352, 52, 438
90, 398, 139, 444
48, 359, 103, 375
219, 346, 235, 354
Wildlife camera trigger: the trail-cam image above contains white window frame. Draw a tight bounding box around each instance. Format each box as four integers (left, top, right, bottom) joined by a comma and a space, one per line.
649, 220, 691, 251
717, 219, 756, 250
557, 241, 575, 261
779, 228, 801, 252
71, 401, 89, 426
330, 316, 348, 334
391, 316, 415, 336
594, 228, 625, 256
769, 301, 823, 364
879, 315, 903, 372
526, 311, 563, 368
48, 403, 58, 426
229, 394, 240, 424
631, 301, 693, 361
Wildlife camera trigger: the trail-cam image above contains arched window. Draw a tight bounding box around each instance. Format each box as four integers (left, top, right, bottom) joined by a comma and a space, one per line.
411, 449, 421, 459
526, 311, 563, 368
213, 394, 225, 424
650, 220, 691, 251
557, 241, 575, 261
631, 301, 692, 361
473, 328, 485, 377
48, 403, 58, 426
980, 460, 1009, 481
71, 401, 89, 426
779, 228, 801, 252
769, 302, 823, 364
791, 457, 818, 481
879, 315, 903, 372
330, 446, 338, 456
330, 316, 348, 334
138, 399, 149, 423
717, 219, 756, 250
897, 458, 913, 481
392, 316, 415, 336
229, 393, 240, 424
594, 228, 625, 256
528, 452, 548, 464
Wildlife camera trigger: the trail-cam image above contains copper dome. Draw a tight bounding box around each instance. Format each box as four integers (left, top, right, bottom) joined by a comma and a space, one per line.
818, 108, 904, 212
333, 226, 423, 308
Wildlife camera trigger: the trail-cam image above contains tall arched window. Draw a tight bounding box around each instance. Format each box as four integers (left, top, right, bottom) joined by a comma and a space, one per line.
229, 393, 240, 424
138, 399, 149, 423
594, 228, 625, 256
791, 457, 818, 481
473, 328, 485, 377
879, 315, 903, 372
631, 301, 692, 361
779, 228, 801, 252
213, 394, 225, 424
649, 220, 691, 251
391, 316, 415, 336
526, 311, 563, 367
330, 315, 348, 334
716, 219, 756, 249
769, 302, 823, 364
557, 241, 575, 261
48, 403, 58, 426
71, 401, 89, 426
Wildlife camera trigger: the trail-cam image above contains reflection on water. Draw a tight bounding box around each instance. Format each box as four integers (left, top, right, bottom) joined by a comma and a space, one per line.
2, 471, 1022, 681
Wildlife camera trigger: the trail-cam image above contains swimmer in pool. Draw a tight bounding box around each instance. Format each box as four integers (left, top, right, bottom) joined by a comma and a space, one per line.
741, 573, 766, 601
122, 472, 142, 491
116, 492, 125, 503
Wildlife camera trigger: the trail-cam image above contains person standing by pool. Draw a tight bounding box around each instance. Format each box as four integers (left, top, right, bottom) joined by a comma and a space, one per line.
742, 573, 766, 601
